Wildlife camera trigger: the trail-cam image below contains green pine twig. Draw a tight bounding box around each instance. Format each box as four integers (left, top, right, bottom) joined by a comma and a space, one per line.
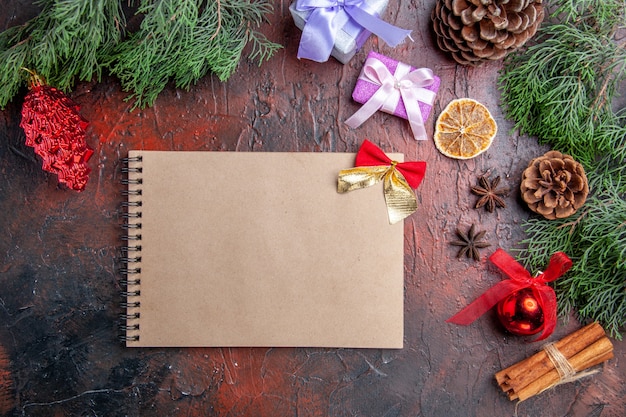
0, 0, 281, 109
105, 0, 282, 109
0, 0, 126, 108
499, 23, 626, 168
0, 25, 31, 108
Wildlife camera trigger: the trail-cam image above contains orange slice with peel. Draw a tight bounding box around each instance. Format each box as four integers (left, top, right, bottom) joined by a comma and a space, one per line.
434, 98, 497, 159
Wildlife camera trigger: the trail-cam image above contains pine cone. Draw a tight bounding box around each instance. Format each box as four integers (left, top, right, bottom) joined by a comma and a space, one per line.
431, 0, 544, 65
520, 151, 589, 220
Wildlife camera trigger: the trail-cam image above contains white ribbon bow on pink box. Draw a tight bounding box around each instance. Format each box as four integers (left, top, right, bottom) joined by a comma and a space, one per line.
345, 51, 440, 140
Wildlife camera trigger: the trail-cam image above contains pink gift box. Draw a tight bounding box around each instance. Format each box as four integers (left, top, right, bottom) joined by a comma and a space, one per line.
352, 51, 440, 122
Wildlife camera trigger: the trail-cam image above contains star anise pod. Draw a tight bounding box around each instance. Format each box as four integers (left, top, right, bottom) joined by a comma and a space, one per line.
450, 224, 491, 261
471, 174, 509, 213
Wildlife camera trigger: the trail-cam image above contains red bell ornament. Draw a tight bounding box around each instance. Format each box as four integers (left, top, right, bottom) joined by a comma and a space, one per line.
497, 288, 544, 336
447, 248, 572, 341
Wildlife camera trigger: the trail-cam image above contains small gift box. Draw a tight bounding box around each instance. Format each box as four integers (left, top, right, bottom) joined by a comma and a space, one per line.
346, 51, 441, 140
290, 1, 411, 64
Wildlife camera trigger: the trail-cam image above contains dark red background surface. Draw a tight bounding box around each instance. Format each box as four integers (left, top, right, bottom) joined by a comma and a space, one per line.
0, 1, 624, 416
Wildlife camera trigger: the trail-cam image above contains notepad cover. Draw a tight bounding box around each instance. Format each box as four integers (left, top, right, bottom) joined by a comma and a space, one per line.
122, 150, 404, 348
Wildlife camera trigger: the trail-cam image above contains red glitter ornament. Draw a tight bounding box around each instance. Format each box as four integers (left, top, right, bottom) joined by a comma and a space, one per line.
19, 71, 93, 191
497, 288, 544, 336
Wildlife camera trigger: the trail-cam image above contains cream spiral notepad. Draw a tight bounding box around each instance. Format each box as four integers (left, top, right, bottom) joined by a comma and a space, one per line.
120, 150, 404, 348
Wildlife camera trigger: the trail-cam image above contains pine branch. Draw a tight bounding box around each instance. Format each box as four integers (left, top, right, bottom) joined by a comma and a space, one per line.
0, 0, 126, 108
499, 27, 626, 167
551, 0, 626, 32
0, 26, 31, 108
105, 0, 282, 109
0, 0, 280, 109
247, 29, 283, 67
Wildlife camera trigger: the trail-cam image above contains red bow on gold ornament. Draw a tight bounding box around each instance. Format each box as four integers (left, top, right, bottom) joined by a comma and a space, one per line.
447, 248, 572, 341
338, 140, 426, 224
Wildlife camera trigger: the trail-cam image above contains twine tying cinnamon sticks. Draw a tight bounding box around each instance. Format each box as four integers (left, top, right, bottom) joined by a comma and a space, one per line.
495, 322, 614, 402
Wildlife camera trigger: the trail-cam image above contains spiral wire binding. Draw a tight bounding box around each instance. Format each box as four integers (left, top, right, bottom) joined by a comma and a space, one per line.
119, 155, 143, 343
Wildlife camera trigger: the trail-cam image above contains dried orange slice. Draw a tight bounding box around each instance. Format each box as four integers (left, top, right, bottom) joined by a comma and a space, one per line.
434, 98, 497, 159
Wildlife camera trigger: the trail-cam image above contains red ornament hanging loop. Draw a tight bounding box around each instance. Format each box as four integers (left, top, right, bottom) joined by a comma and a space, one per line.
19, 69, 93, 192
447, 248, 572, 341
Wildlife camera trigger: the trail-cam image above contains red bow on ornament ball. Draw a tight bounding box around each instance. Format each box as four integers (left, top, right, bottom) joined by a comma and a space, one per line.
338, 140, 426, 224
447, 248, 572, 341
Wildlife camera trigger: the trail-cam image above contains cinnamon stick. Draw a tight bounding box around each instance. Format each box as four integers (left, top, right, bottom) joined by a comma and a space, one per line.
494, 322, 605, 391
511, 336, 614, 401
